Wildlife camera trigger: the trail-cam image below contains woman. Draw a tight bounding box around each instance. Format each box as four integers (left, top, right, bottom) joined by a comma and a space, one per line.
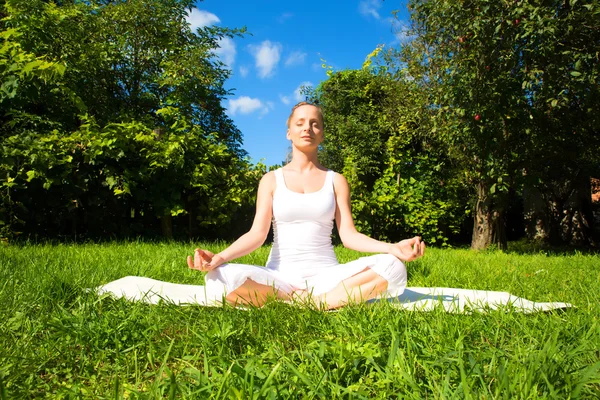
187, 102, 425, 309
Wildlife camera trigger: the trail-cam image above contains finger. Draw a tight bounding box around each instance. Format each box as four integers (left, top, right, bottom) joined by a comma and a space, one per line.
199, 250, 212, 262
412, 238, 420, 256
194, 249, 203, 270
187, 255, 194, 269
420, 242, 426, 257
203, 249, 215, 258
396, 248, 413, 263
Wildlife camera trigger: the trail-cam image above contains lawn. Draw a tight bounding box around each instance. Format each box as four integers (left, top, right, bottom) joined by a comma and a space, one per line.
1, 242, 599, 398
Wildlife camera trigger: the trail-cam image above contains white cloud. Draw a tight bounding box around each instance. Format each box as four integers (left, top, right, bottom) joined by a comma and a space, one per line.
256, 101, 275, 119
185, 10, 238, 67
279, 82, 314, 107
277, 12, 294, 23
294, 81, 314, 102
285, 51, 307, 67
279, 95, 291, 105
389, 18, 414, 43
186, 9, 220, 32
262, 101, 276, 117
358, 0, 382, 20
228, 96, 270, 116
239, 66, 249, 77
248, 40, 282, 79
214, 37, 236, 67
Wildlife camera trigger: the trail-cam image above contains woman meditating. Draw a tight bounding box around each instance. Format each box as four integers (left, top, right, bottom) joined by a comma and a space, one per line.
187, 102, 425, 309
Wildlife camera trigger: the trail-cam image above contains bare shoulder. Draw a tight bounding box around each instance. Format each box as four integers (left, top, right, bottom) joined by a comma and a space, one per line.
258, 170, 276, 193
332, 171, 350, 193
260, 170, 276, 184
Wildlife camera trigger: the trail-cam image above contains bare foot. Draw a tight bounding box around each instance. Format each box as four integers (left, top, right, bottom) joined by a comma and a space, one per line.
291, 289, 310, 303
290, 290, 337, 309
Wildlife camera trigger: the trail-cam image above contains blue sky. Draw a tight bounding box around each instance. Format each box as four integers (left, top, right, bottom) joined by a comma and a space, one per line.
187, 0, 411, 167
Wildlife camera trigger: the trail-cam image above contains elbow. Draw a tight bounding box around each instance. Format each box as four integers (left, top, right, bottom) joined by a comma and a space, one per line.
259, 232, 269, 247
339, 235, 350, 248
249, 227, 269, 247
338, 230, 357, 249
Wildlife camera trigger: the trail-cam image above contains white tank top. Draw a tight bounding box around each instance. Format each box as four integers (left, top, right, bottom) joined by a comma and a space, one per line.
266, 169, 339, 276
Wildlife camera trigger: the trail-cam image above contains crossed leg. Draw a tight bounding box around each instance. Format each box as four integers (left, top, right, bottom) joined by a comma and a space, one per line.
297, 268, 388, 309
226, 278, 291, 307
226, 268, 388, 309
218, 254, 404, 309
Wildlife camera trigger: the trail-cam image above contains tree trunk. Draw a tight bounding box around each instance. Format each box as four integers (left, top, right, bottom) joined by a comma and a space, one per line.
564, 174, 595, 246
160, 214, 173, 239
71, 199, 78, 241
185, 195, 194, 240
524, 174, 595, 246
471, 182, 507, 250
524, 183, 548, 241
547, 198, 566, 246
188, 209, 193, 240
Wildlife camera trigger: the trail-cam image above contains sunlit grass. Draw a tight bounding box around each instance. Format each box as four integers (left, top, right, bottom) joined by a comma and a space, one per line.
1, 242, 599, 398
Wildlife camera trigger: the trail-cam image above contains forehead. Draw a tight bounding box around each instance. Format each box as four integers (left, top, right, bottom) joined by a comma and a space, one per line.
292, 105, 321, 120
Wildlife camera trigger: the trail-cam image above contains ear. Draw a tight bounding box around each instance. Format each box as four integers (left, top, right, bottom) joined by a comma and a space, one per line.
286, 129, 290, 140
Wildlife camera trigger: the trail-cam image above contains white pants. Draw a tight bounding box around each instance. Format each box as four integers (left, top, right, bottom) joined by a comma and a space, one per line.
205, 254, 407, 301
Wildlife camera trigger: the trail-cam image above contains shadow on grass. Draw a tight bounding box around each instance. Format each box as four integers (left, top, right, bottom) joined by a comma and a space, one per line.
46, 279, 87, 309
505, 239, 600, 256
406, 258, 431, 280
444, 239, 599, 256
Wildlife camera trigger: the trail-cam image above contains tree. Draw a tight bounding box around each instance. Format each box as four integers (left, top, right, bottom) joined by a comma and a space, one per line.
399, 0, 600, 249
518, 0, 600, 245
0, 0, 256, 240
312, 57, 467, 245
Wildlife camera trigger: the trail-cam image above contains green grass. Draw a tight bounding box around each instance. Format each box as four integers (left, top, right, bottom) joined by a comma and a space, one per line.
1, 242, 599, 398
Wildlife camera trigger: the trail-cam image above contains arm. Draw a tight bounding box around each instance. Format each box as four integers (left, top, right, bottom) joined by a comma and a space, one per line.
188, 171, 275, 270
333, 172, 425, 262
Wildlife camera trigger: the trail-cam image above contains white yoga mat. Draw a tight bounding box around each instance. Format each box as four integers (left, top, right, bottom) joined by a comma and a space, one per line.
95, 276, 572, 313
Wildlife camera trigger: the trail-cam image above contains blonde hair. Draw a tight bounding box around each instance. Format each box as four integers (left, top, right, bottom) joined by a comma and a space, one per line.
286, 102, 324, 128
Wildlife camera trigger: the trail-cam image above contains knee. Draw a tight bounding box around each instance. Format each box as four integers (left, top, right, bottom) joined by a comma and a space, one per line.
204, 264, 242, 297
204, 265, 224, 281
379, 253, 406, 273
370, 254, 407, 291
205, 263, 239, 282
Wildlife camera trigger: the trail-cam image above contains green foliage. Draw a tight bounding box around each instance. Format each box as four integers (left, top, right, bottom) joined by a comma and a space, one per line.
515, 0, 600, 244
0, 28, 66, 100
1, 242, 599, 397
399, 0, 600, 248
313, 68, 467, 245
0, 0, 257, 240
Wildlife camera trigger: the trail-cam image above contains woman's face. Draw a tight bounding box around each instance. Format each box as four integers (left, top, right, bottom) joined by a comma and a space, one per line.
286, 105, 324, 148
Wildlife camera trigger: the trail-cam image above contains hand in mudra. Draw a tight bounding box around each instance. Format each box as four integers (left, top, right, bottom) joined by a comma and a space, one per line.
187, 248, 225, 272
388, 237, 425, 262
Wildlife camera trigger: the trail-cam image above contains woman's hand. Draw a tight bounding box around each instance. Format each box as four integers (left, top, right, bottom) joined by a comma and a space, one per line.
388, 237, 425, 262
187, 248, 226, 272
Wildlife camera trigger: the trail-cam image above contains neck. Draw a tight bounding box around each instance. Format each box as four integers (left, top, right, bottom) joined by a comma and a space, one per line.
287, 147, 323, 171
